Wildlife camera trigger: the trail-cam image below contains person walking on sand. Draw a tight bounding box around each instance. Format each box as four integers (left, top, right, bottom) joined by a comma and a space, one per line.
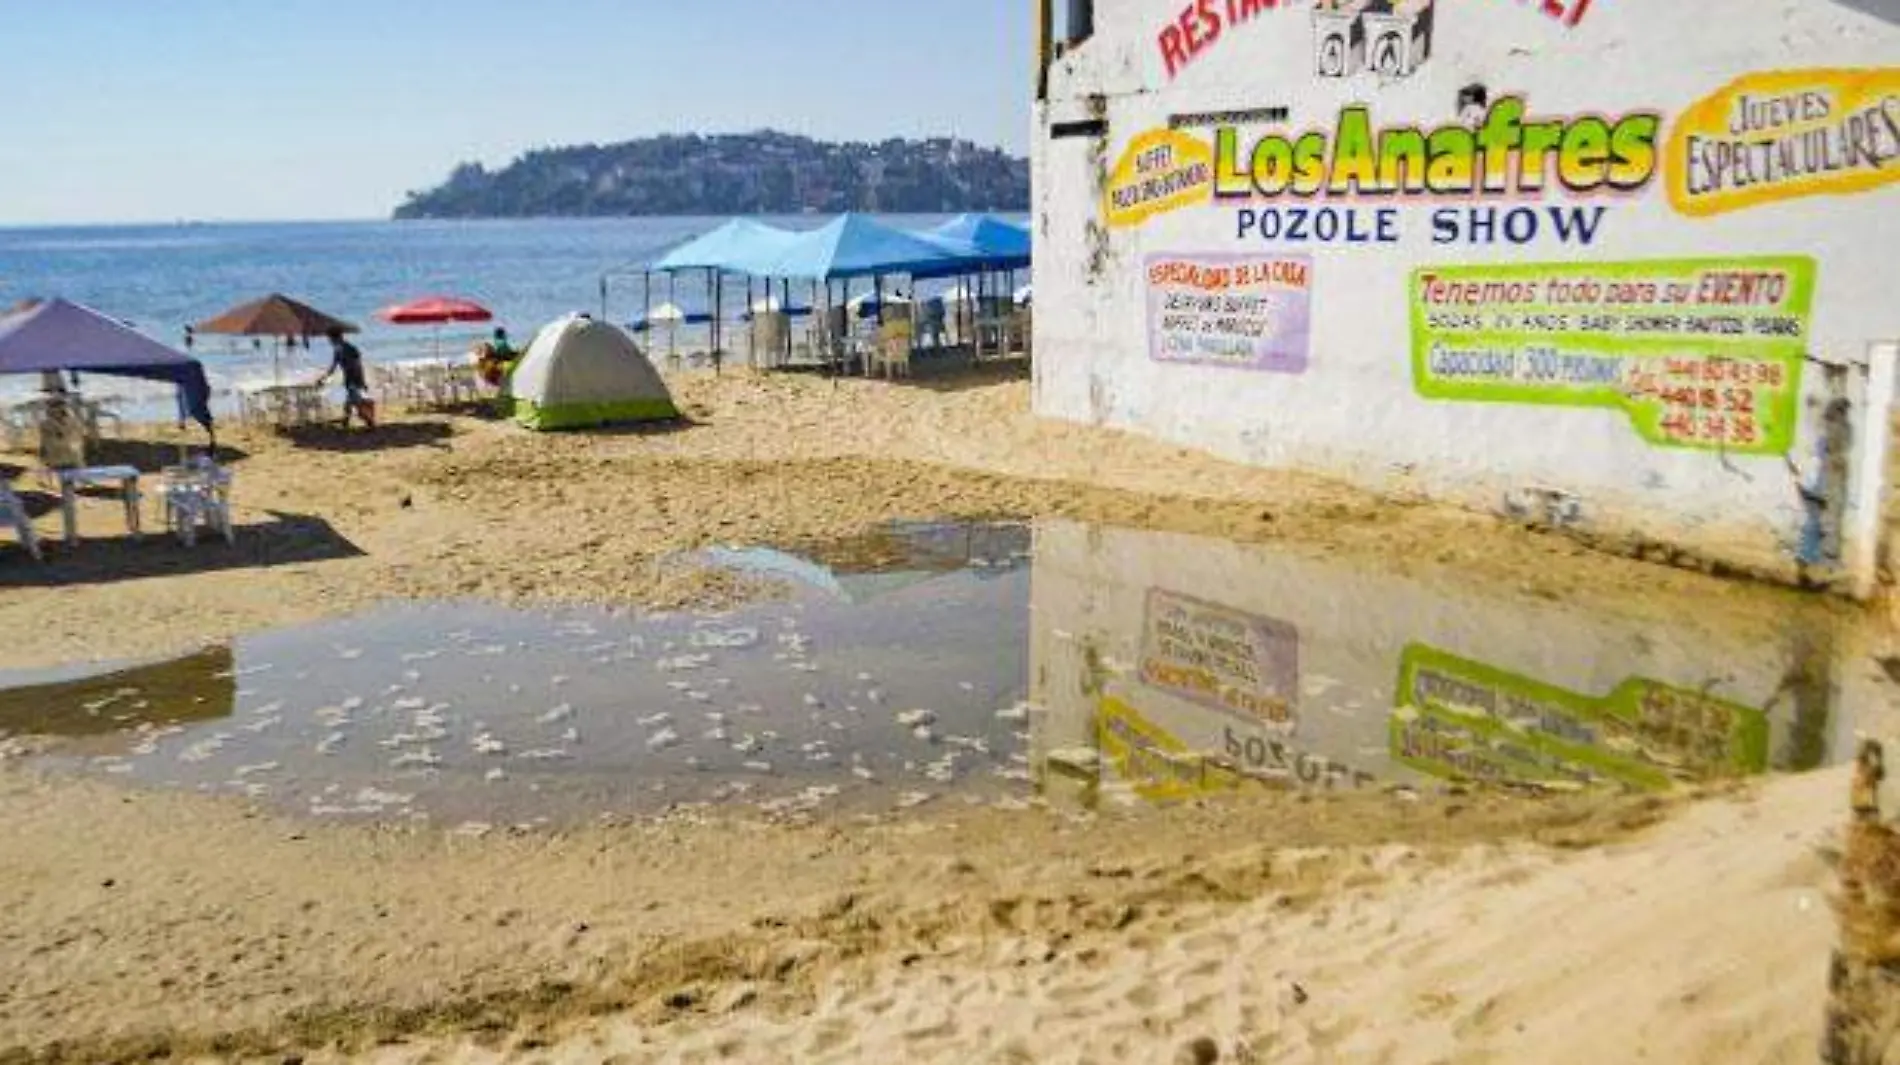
317, 329, 377, 429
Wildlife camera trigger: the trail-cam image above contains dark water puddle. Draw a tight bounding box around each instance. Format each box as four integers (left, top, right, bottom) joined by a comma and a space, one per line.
1, 519, 1889, 829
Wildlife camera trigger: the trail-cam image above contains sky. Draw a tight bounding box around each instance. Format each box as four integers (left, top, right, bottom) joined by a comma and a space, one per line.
1, 0, 1031, 226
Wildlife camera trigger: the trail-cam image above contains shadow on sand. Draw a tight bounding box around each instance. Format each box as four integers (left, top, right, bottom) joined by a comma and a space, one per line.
280, 420, 455, 453
0, 509, 365, 588
776, 354, 1030, 393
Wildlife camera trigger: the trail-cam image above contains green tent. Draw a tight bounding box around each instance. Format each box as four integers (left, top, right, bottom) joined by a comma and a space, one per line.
511, 314, 678, 431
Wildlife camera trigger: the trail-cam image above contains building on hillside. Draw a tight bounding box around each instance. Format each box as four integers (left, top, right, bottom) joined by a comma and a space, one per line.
1032, 0, 1898, 596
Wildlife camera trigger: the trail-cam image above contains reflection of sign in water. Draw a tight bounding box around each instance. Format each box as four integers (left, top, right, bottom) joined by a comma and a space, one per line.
1146, 254, 1313, 373
1106, 128, 1214, 229
1668, 68, 1900, 218
1140, 589, 1299, 725
1097, 696, 1257, 803
1390, 644, 1770, 791
1410, 257, 1814, 454
1314, 0, 1435, 81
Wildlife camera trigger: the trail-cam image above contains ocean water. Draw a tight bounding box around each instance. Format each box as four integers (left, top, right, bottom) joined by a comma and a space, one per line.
0, 214, 1020, 413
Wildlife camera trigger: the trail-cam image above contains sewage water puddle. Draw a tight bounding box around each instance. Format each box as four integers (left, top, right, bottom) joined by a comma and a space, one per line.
0, 519, 1887, 830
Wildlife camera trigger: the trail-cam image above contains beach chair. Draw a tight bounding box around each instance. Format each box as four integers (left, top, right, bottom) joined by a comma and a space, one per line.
157, 458, 234, 547
754, 312, 790, 369
0, 403, 28, 451
81, 396, 124, 441
823, 306, 854, 372
36, 397, 88, 469
1010, 307, 1034, 359
0, 479, 40, 561
915, 298, 948, 351
871, 319, 914, 380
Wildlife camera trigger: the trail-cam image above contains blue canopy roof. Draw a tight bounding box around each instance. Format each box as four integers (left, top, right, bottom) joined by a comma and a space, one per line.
651, 219, 799, 275
922, 214, 1032, 271
760, 214, 978, 282
0, 298, 214, 430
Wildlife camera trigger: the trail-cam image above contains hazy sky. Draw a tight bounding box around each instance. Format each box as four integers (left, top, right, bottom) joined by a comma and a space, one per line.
3, 0, 1031, 226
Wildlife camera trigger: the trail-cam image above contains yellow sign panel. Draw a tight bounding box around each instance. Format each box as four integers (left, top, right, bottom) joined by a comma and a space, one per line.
1105, 128, 1214, 229
1667, 68, 1900, 218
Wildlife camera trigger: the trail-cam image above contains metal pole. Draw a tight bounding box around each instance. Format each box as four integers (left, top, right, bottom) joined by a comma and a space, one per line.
747, 275, 756, 368
669, 271, 678, 364
873, 275, 885, 379
711, 268, 723, 375
599, 275, 608, 320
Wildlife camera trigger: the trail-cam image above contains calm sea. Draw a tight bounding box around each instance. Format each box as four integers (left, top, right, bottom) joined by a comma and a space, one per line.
0, 215, 1019, 414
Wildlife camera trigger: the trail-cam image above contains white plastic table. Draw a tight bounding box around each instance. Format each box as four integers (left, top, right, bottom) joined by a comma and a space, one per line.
56, 465, 141, 546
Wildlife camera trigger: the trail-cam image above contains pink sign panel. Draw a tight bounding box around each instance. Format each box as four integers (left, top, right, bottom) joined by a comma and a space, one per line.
1145, 252, 1314, 373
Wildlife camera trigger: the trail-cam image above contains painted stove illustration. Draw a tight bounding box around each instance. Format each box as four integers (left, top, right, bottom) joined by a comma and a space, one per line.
1314, 0, 1435, 81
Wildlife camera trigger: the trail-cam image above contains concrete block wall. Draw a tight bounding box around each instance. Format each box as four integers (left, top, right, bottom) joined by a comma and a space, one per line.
1033, 0, 1899, 592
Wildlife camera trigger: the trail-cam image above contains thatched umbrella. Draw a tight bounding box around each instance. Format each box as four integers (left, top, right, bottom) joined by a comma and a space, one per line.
194, 293, 358, 384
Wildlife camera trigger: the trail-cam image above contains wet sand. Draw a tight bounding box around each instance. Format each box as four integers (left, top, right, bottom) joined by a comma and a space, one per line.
1, 368, 1896, 1063
0, 367, 1878, 670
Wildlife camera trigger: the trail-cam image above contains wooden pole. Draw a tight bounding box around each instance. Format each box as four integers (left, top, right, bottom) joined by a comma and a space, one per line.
747, 275, 756, 369
1035, 0, 1054, 102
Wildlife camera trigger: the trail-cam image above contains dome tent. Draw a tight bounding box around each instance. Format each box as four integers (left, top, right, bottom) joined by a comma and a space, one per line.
510, 314, 677, 431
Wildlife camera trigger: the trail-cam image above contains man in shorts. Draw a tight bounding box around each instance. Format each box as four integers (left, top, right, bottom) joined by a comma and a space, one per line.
317, 329, 376, 429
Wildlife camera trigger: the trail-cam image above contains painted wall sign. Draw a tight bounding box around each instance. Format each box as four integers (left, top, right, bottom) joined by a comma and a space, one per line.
1667, 67, 1900, 218
1106, 128, 1215, 229
1519, 0, 1593, 29
1097, 696, 1258, 802
1410, 256, 1815, 454
1109, 96, 1663, 246
1391, 644, 1771, 791
1140, 588, 1301, 725
1212, 95, 1661, 201
1161, 0, 1581, 84
1145, 253, 1314, 373
1158, 0, 1300, 80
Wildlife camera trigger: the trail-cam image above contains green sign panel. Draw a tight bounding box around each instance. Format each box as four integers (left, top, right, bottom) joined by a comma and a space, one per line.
1391, 644, 1771, 792
1410, 257, 1816, 455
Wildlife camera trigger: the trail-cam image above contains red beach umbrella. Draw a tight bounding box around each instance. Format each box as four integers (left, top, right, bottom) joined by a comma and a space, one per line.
378, 296, 495, 362
377, 296, 494, 326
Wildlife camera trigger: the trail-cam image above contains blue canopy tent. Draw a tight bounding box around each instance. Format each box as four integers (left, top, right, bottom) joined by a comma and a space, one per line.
918, 214, 1032, 272
0, 298, 215, 433
761, 214, 977, 281
651, 218, 800, 275
756, 214, 988, 372
646, 219, 800, 370
915, 215, 1034, 357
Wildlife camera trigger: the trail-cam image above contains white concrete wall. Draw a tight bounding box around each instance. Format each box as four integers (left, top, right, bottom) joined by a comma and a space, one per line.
1035, 0, 1899, 588
1029, 520, 1865, 802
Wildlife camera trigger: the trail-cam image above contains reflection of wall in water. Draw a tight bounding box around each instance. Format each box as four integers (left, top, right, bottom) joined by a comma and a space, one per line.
1029, 520, 1859, 802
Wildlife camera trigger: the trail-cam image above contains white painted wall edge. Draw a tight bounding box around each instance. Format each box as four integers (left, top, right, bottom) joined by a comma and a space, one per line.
1848, 342, 1898, 600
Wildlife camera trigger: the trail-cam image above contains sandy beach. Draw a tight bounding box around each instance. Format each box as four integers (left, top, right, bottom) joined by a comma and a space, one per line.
2, 367, 1896, 1064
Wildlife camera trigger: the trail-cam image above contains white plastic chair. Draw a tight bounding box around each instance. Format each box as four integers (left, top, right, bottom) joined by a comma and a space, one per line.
1, 480, 40, 561
158, 458, 234, 547
0, 403, 28, 451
